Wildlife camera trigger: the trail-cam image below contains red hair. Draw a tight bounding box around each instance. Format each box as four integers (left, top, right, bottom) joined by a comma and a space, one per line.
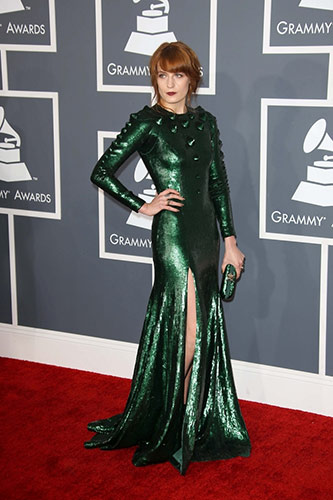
149, 41, 201, 105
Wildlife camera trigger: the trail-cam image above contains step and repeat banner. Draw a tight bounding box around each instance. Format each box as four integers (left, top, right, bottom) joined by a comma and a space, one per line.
0, 1, 332, 404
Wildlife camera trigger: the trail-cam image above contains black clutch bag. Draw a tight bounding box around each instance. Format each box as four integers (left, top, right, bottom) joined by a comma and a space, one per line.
220, 264, 237, 301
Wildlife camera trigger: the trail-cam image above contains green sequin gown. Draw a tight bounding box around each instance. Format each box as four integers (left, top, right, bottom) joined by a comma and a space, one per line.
84, 104, 251, 474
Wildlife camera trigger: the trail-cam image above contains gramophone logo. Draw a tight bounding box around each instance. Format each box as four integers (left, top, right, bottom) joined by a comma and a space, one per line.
292, 118, 333, 207
125, 0, 176, 56
0, 0, 25, 15
299, 0, 333, 10
0, 106, 31, 182
126, 158, 156, 230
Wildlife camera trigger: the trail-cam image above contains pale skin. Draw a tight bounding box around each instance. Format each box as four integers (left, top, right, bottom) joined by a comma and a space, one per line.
139, 67, 245, 403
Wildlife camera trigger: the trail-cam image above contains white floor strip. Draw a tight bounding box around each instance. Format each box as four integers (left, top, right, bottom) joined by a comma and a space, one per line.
1, 324, 332, 417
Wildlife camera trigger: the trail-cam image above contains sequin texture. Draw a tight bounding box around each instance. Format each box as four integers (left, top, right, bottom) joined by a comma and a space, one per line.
85, 103, 251, 474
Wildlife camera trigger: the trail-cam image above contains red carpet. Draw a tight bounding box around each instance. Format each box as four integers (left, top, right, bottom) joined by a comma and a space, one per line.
0, 357, 332, 500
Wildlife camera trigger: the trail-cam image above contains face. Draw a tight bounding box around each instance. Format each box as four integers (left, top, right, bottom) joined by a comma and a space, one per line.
156, 65, 190, 112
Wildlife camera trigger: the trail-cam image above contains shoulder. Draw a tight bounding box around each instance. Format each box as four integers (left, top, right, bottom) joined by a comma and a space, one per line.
124, 105, 153, 123
128, 105, 156, 122
190, 106, 218, 131
194, 107, 217, 125
120, 106, 155, 135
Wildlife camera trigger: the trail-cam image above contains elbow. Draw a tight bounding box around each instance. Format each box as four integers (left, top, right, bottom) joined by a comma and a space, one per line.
208, 186, 226, 203
90, 173, 99, 189
90, 166, 102, 187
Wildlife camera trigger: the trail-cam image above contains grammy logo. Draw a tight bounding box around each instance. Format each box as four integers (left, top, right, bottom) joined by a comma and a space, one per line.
124, 0, 177, 56
126, 158, 156, 230
292, 118, 333, 207
298, 0, 333, 11
0, 0, 25, 15
0, 106, 32, 182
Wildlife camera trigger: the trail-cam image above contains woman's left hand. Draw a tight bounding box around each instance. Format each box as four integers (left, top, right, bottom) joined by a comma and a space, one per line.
221, 235, 245, 279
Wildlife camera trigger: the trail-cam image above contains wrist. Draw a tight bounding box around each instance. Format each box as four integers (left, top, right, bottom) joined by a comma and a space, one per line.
138, 202, 148, 214
224, 235, 237, 248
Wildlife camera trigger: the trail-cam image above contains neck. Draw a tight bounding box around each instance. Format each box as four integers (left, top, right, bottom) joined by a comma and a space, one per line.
159, 100, 187, 115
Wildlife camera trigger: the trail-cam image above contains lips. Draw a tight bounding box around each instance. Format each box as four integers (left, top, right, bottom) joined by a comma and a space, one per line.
167, 92, 176, 96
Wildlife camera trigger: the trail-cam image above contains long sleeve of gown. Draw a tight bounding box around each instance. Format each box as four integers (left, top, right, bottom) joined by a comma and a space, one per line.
90, 112, 153, 212
208, 114, 236, 239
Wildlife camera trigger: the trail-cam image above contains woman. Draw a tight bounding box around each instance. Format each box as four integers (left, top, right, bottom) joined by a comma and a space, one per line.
84, 41, 251, 475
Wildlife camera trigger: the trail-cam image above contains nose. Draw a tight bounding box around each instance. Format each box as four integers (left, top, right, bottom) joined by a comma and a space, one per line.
166, 75, 174, 88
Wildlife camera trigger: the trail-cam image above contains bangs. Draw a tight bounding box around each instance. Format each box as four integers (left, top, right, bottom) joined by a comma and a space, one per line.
158, 51, 190, 75
156, 53, 191, 74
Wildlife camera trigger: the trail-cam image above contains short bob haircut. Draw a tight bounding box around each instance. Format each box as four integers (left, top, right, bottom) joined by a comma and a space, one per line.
149, 41, 201, 105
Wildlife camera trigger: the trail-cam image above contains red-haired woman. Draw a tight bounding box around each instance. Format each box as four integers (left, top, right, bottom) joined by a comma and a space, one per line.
85, 41, 251, 475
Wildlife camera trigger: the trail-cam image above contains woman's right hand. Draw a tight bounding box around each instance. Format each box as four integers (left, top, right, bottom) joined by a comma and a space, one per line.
138, 188, 185, 216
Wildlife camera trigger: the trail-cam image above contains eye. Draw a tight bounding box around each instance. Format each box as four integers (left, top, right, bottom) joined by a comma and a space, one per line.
175, 73, 184, 78
158, 73, 166, 78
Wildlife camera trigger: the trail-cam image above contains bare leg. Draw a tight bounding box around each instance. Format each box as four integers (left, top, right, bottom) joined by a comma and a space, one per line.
184, 268, 197, 404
